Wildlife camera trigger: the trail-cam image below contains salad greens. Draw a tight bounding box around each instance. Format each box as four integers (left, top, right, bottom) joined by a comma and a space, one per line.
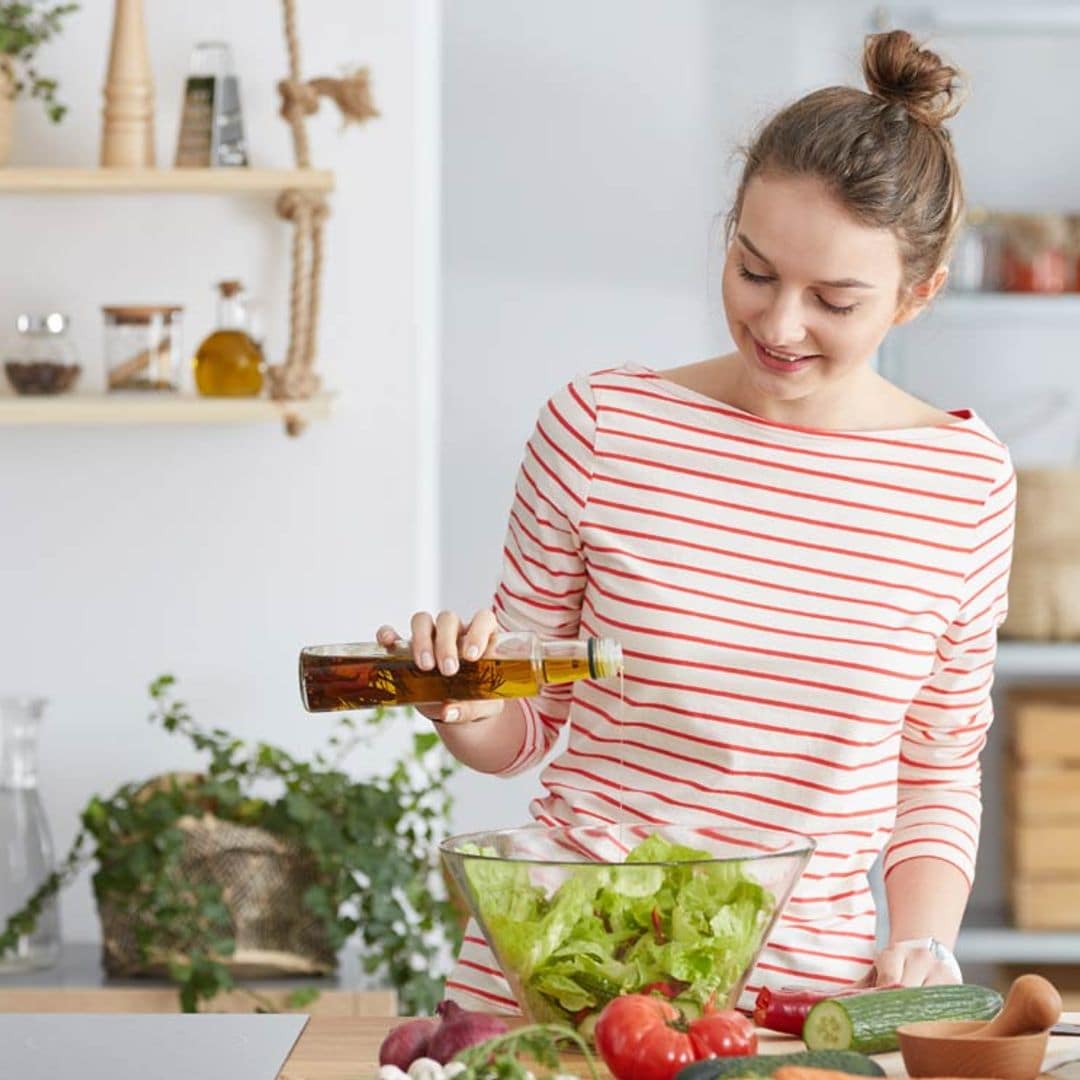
463, 833, 774, 1030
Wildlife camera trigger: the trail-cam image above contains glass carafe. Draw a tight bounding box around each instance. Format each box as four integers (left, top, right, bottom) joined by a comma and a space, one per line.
193, 280, 265, 397
0, 697, 61, 973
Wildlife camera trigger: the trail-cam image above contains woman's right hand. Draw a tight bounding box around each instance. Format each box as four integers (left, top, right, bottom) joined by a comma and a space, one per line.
376, 608, 506, 725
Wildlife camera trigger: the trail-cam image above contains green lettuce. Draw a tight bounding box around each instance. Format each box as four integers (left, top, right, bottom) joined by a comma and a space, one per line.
462, 832, 776, 1029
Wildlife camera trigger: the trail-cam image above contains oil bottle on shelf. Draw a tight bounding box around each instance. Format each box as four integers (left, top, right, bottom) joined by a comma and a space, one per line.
299, 631, 623, 713
193, 280, 265, 397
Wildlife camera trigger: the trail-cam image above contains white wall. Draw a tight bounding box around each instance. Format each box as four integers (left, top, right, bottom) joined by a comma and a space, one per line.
1, 0, 438, 941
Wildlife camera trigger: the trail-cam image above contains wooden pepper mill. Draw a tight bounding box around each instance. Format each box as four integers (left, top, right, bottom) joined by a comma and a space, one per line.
100, 0, 155, 167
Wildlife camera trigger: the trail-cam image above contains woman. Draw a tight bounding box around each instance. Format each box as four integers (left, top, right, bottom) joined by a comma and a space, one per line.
380, 29, 1016, 1007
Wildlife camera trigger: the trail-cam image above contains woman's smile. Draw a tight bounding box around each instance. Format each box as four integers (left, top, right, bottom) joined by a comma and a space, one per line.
751, 336, 821, 374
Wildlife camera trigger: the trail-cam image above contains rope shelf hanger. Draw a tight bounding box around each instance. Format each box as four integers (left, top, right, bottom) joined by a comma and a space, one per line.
271, 0, 379, 435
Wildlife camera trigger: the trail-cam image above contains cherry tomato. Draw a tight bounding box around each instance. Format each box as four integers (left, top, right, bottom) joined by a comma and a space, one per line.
594, 995, 757, 1080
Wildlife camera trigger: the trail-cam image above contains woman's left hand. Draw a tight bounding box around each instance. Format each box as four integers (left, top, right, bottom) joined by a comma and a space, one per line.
868, 937, 962, 987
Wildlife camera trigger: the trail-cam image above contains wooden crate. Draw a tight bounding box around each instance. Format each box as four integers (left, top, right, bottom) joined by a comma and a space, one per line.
1009, 684, 1080, 764
1012, 881, 1080, 930
1006, 684, 1080, 929
1010, 766, 1080, 823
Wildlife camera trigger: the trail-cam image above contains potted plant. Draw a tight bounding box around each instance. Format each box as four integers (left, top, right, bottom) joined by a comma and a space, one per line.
0, 1, 79, 164
0, 675, 462, 1013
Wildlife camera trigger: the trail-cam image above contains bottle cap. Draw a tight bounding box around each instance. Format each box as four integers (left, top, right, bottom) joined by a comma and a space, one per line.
589, 638, 623, 679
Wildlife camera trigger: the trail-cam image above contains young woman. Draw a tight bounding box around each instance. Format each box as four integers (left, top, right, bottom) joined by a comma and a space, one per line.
379, 29, 1016, 1008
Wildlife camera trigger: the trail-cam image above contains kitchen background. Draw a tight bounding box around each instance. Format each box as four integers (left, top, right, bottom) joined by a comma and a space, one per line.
2, 0, 1078, 992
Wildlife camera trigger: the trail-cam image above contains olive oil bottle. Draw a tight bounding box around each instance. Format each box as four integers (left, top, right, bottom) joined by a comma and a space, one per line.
299, 631, 623, 713
193, 280, 265, 397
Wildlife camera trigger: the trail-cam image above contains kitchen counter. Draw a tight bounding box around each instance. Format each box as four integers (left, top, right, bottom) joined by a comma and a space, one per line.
280, 1013, 1080, 1079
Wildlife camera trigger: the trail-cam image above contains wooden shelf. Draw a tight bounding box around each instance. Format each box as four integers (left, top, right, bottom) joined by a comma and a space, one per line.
933, 292, 1080, 318
0, 393, 333, 426
958, 926, 1080, 964
0, 168, 334, 195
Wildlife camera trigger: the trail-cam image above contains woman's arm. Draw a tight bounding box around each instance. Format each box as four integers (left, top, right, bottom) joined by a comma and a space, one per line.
886, 856, 969, 948
873, 856, 970, 985
875, 455, 1016, 987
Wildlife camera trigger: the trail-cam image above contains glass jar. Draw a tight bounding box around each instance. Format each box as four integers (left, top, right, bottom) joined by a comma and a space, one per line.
103, 305, 184, 391
0, 697, 61, 973
2, 313, 81, 396
1001, 214, 1071, 293
949, 210, 988, 292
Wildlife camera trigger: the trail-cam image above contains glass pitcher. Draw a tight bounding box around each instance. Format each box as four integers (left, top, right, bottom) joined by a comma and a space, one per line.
0, 697, 61, 973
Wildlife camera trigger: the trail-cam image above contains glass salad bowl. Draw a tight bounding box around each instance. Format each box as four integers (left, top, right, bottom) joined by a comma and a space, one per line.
440, 823, 815, 1035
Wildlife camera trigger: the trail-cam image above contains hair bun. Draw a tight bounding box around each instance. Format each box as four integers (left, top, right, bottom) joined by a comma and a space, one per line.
862, 29, 964, 128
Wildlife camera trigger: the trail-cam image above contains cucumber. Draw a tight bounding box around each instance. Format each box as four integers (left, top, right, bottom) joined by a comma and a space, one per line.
802, 984, 1003, 1055
674, 1049, 885, 1080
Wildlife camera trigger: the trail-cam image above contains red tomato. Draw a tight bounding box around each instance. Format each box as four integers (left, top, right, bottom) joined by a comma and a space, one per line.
688, 1008, 758, 1058
594, 995, 757, 1080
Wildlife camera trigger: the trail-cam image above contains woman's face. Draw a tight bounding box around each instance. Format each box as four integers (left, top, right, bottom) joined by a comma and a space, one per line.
721, 173, 926, 413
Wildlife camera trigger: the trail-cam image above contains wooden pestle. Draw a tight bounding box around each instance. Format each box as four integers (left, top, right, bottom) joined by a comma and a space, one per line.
966, 974, 1062, 1038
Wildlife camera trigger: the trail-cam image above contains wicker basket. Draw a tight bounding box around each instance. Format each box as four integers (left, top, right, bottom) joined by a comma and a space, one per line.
1002, 467, 1080, 641
98, 812, 336, 979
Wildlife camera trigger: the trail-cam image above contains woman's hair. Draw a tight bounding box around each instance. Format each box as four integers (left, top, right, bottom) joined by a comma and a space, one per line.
727, 29, 967, 293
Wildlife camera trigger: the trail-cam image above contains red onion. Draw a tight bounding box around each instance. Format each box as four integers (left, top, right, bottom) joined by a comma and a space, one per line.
378, 1017, 439, 1069
426, 1000, 510, 1064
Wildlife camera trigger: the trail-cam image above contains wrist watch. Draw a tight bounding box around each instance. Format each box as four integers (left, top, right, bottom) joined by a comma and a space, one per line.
893, 936, 963, 980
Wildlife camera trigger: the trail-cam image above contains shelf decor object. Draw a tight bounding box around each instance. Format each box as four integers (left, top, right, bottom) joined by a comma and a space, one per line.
100, 0, 155, 167
271, 0, 378, 434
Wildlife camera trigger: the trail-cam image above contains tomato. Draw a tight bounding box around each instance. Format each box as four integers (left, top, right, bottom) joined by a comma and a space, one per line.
688, 1008, 758, 1057
594, 995, 757, 1080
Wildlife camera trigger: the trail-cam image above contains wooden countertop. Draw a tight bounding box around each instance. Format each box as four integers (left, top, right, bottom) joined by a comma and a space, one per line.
280, 1013, 1080, 1079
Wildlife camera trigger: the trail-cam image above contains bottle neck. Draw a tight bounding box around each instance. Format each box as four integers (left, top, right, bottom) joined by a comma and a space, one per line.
217, 295, 248, 332
536, 636, 624, 681
0, 700, 45, 789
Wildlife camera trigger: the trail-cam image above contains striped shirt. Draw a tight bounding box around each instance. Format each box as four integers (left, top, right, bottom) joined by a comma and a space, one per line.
446, 364, 1016, 1012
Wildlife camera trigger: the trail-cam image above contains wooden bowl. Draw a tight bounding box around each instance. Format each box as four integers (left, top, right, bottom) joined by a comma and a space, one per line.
898, 1019, 1049, 1080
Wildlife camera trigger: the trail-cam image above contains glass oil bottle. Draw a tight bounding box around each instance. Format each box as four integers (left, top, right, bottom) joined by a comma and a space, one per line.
299, 631, 623, 713
193, 280, 265, 397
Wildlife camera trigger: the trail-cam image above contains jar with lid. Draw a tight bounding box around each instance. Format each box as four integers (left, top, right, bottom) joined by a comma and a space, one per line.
3, 313, 81, 395
1001, 214, 1071, 293
949, 207, 1008, 292
193, 280, 265, 397
103, 305, 184, 391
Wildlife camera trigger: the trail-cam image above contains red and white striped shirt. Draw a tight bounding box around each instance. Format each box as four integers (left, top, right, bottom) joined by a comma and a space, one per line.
446, 364, 1016, 1012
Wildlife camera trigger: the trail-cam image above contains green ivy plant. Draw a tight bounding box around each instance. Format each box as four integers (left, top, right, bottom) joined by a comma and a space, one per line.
0, 675, 462, 1014
0, 2, 79, 123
